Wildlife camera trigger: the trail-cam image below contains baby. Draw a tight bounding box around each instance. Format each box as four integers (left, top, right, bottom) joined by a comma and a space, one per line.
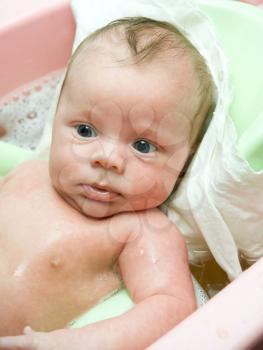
0, 17, 213, 349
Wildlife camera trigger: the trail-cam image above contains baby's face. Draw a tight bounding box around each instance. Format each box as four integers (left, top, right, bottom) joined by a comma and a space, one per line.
49, 49, 200, 218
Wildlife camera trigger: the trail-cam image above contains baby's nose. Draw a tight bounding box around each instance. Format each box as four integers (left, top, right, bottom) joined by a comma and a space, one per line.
90, 144, 125, 174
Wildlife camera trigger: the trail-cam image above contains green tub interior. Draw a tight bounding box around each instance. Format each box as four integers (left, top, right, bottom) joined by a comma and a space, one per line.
0, 0, 262, 328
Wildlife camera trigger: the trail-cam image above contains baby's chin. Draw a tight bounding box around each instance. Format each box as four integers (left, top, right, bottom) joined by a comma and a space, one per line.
74, 198, 148, 219
57, 186, 163, 219
67, 194, 124, 219
80, 205, 116, 219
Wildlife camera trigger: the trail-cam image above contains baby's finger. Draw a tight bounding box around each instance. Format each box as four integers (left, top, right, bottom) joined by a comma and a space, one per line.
23, 327, 34, 335
0, 336, 36, 350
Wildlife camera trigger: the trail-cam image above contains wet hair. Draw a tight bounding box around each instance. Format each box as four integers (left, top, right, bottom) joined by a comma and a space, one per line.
61, 16, 215, 144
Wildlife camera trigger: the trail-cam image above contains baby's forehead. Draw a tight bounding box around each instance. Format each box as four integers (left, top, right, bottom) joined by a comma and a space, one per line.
68, 54, 196, 139
69, 41, 199, 104
70, 21, 198, 70
64, 28, 208, 129
69, 34, 200, 95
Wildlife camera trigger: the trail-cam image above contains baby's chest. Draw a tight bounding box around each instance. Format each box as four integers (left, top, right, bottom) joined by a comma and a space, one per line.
0, 213, 122, 326
0, 184, 121, 281
4, 230, 122, 332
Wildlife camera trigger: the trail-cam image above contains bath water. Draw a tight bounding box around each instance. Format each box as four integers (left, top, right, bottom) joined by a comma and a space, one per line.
0, 69, 65, 150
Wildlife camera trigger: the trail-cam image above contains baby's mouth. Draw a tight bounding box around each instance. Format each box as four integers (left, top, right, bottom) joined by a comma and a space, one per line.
82, 184, 120, 202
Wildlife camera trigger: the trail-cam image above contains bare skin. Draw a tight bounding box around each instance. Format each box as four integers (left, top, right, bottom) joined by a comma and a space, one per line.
0, 161, 195, 348
0, 29, 207, 349
0, 161, 123, 335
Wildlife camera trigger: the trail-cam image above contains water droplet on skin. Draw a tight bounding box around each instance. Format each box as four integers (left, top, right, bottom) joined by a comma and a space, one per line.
151, 256, 159, 264
140, 249, 144, 255
216, 328, 229, 339
13, 262, 27, 277
97, 273, 108, 282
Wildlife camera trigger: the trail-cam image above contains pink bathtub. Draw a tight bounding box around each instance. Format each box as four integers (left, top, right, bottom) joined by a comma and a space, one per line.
0, 0, 263, 348
0, 0, 75, 97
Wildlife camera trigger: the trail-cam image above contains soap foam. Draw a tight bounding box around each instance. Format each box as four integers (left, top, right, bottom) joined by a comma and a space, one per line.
0, 69, 64, 150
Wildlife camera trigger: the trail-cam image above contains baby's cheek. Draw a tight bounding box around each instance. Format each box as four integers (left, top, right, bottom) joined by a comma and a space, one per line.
159, 175, 176, 202
70, 139, 101, 163
165, 146, 189, 174
142, 170, 175, 208
54, 163, 80, 191
151, 165, 178, 204
49, 152, 73, 192
119, 160, 158, 196
162, 162, 183, 190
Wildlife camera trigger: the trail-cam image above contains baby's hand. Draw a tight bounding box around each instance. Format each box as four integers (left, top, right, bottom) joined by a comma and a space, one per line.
0, 327, 55, 350
0, 327, 87, 350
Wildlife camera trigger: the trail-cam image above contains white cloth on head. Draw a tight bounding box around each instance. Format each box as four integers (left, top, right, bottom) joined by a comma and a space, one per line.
54, 0, 263, 281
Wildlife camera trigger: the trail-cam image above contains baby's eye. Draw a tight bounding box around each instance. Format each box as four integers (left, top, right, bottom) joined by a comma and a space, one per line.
132, 139, 157, 154
75, 124, 97, 138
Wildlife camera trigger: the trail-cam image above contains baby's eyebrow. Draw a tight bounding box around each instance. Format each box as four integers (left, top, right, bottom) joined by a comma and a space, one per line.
77, 108, 93, 120
162, 137, 190, 150
82, 106, 92, 116
131, 126, 157, 139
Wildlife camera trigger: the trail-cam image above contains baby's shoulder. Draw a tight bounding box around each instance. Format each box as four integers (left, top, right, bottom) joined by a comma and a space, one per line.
0, 159, 50, 193
108, 209, 171, 242
13, 159, 48, 175
1, 159, 47, 179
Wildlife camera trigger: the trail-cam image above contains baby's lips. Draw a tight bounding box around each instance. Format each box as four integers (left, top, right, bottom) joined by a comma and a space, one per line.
82, 184, 120, 202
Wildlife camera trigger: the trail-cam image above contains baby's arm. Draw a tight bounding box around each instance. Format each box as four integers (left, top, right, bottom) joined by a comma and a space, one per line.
110, 208, 197, 348
0, 209, 196, 350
